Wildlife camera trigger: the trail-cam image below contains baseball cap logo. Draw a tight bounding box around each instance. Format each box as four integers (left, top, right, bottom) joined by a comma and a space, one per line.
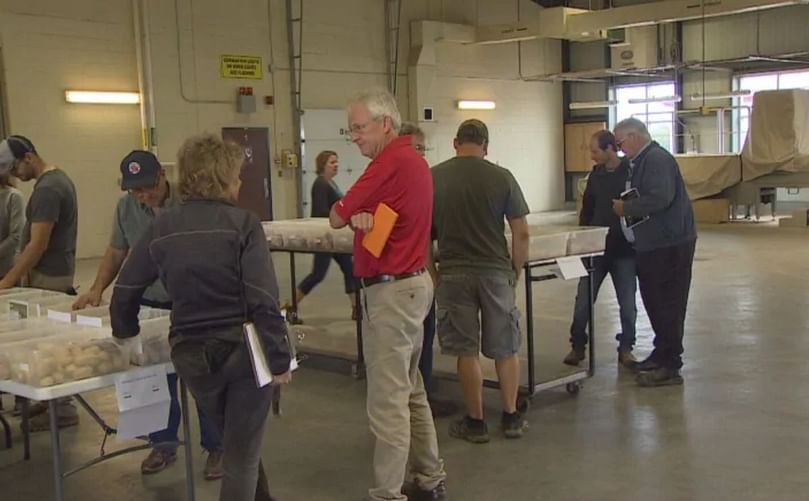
128, 162, 141, 175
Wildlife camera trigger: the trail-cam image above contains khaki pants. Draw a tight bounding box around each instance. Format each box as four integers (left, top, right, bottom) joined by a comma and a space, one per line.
25, 270, 74, 293
362, 273, 446, 501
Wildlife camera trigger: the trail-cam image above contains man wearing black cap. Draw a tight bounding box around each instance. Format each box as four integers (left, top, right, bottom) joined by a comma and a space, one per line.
430, 119, 531, 443
73, 151, 224, 478
0, 135, 77, 293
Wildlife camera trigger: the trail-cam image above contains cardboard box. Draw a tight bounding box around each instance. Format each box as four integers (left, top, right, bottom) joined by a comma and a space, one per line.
693, 198, 730, 224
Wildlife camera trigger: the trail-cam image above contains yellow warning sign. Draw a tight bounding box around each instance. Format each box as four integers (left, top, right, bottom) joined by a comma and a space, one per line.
220, 55, 263, 80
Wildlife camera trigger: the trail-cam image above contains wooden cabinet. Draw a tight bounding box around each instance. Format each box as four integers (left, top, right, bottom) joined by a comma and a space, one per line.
565, 122, 607, 173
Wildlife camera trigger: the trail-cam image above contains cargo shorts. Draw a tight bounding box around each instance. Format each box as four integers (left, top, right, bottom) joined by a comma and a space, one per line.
435, 273, 522, 360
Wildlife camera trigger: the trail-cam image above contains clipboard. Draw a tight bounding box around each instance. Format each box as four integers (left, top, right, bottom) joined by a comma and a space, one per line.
362, 203, 398, 258
620, 188, 649, 229
244, 322, 298, 388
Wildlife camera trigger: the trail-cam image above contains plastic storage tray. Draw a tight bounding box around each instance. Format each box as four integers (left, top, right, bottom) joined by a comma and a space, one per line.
4, 330, 128, 387
130, 317, 172, 366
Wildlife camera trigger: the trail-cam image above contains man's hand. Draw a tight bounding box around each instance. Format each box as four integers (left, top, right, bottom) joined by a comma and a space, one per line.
0, 277, 13, 290
272, 370, 293, 385
73, 289, 103, 310
350, 212, 375, 233
612, 199, 625, 216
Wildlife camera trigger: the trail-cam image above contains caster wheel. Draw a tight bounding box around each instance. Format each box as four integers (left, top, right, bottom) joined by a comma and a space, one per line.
516, 395, 531, 413
566, 382, 581, 395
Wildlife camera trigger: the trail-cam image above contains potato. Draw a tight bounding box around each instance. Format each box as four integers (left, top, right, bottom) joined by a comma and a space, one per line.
39, 377, 55, 387
97, 362, 113, 374
52, 372, 65, 385
71, 367, 93, 380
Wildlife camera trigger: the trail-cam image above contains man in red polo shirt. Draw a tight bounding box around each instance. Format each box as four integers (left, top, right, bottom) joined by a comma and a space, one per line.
330, 88, 447, 501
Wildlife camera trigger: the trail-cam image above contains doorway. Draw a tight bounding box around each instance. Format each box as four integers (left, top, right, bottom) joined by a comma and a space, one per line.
222, 127, 273, 221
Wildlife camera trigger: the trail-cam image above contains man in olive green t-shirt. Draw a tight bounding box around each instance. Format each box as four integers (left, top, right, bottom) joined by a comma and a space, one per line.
430, 119, 531, 444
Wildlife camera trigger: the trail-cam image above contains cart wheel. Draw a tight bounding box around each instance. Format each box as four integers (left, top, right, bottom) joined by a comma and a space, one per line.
516, 395, 531, 413
566, 382, 581, 395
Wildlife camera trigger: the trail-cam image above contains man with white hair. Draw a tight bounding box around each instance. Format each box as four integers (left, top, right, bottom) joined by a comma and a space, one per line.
612, 118, 696, 387
330, 89, 447, 501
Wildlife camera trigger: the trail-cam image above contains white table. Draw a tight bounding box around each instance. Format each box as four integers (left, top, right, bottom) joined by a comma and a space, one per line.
0, 363, 196, 501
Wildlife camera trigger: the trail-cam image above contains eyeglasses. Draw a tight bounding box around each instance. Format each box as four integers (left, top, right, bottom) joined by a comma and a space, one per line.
615, 132, 635, 148
349, 122, 372, 134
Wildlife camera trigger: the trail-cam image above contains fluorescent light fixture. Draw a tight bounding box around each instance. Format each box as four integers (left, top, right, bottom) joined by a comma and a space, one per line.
456, 100, 496, 110
569, 100, 617, 110
689, 90, 752, 101
65, 90, 141, 104
627, 95, 682, 105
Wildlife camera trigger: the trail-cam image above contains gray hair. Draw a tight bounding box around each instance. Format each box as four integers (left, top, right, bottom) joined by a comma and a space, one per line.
399, 121, 424, 138
614, 117, 651, 140
348, 88, 402, 132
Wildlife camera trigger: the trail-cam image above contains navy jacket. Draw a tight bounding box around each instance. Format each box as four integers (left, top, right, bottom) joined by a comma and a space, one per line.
623, 142, 697, 253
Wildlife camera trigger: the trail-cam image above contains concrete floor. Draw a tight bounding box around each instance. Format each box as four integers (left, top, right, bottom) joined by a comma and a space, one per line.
2, 219, 809, 500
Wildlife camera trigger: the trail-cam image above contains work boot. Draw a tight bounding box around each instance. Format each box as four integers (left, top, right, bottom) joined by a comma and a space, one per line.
636, 367, 684, 387
141, 448, 178, 475
27, 401, 79, 432
563, 348, 585, 366
501, 411, 528, 439
204, 449, 224, 480
403, 480, 449, 501
633, 357, 661, 372
618, 349, 638, 369
449, 416, 489, 444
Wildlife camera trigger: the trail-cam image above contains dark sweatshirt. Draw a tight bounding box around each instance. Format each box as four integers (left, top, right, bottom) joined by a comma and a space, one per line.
580, 160, 634, 259
110, 199, 291, 375
623, 141, 697, 253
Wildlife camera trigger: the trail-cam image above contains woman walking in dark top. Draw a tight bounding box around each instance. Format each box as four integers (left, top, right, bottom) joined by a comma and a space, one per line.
285, 150, 357, 320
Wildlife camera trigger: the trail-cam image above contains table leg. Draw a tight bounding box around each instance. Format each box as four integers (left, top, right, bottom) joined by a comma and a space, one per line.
48, 400, 65, 501
587, 256, 596, 377
524, 264, 536, 393
22, 398, 31, 460
288, 252, 302, 325
0, 412, 10, 449
179, 379, 196, 501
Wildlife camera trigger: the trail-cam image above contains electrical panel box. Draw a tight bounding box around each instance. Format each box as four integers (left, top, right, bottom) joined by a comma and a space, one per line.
282, 149, 298, 169
237, 95, 257, 114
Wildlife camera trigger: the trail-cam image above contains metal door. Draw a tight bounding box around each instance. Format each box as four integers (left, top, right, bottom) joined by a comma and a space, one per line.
222, 127, 273, 221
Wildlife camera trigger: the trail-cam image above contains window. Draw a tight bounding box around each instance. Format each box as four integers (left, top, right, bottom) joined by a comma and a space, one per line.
733, 68, 809, 152
613, 82, 677, 153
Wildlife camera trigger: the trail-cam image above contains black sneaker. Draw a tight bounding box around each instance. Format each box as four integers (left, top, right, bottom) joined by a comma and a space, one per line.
403, 480, 448, 501
449, 416, 489, 444
636, 367, 683, 387
501, 411, 527, 439
632, 357, 661, 372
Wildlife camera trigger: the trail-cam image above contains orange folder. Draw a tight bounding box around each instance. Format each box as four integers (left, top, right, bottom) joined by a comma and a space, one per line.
362, 203, 399, 258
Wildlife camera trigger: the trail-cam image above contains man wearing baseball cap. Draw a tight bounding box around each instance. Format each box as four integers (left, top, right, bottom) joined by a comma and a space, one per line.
429, 119, 531, 443
0, 135, 77, 293
73, 150, 224, 478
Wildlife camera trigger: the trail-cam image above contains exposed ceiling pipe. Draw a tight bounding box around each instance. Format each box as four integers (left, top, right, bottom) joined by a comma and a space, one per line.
474, 0, 809, 44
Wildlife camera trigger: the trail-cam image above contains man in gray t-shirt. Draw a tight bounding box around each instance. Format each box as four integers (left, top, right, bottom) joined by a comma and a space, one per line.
430, 120, 531, 443
0, 135, 77, 293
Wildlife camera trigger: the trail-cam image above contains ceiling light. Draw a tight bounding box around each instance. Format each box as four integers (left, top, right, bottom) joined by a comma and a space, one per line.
569, 100, 617, 110
65, 90, 141, 104
690, 90, 752, 101
456, 100, 496, 110
627, 95, 682, 105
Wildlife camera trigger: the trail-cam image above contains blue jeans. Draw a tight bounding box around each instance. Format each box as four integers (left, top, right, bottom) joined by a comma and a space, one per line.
569, 255, 638, 352
419, 302, 436, 396
149, 373, 222, 452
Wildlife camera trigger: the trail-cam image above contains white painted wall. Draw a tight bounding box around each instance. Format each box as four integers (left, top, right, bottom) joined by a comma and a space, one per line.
0, 0, 566, 259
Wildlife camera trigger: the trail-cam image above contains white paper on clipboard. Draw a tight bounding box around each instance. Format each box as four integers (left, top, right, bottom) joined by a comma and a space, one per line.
553, 257, 589, 280
244, 322, 298, 388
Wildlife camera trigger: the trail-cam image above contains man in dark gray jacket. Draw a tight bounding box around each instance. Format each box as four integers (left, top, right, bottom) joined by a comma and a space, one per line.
612, 118, 696, 387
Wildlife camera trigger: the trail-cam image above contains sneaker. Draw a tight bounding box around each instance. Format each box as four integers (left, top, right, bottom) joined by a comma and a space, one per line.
636, 367, 684, 387
563, 348, 585, 366
449, 416, 489, 444
618, 350, 638, 369
26, 402, 79, 432
141, 448, 178, 475
501, 411, 527, 439
428, 397, 458, 418
204, 449, 224, 480
403, 480, 448, 501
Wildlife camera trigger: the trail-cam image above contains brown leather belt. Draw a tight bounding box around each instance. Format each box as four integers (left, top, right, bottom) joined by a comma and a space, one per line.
360, 268, 426, 288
